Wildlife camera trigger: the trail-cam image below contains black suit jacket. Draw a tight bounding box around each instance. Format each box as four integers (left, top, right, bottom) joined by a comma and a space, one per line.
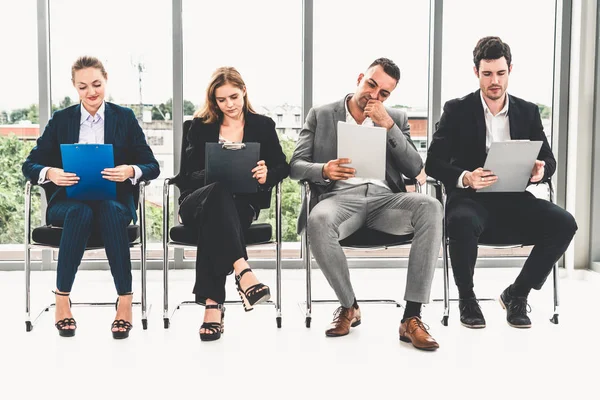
22, 102, 160, 223
425, 90, 555, 196
177, 112, 290, 210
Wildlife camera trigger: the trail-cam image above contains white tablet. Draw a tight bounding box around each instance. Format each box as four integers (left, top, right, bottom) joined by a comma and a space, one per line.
478, 140, 543, 193
336, 121, 387, 180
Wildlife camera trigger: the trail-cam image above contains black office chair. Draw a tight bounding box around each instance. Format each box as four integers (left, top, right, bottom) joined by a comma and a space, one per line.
300, 180, 423, 328
430, 179, 560, 326
162, 119, 283, 329
24, 180, 150, 332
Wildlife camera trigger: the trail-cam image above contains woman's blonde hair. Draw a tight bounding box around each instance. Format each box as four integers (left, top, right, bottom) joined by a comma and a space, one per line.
194, 67, 255, 123
71, 56, 108, 81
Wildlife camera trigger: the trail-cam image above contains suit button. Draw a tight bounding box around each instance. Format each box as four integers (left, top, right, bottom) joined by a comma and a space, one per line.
389, 138, 397, 148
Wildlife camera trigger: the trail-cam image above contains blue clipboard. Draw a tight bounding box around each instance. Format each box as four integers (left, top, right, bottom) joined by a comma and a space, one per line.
60, 144, 116, 201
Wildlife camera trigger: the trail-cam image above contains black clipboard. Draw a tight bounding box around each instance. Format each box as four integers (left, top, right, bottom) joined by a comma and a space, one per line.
205, 142, 261, 193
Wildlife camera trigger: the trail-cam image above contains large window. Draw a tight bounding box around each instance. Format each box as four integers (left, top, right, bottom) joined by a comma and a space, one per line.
183, 0, 302, 256
49, 0, 172, 260
314, 0, 430, 167
0, 1, 574, 267
442, 0, 556, 257
0, 0, 40, 260
442, 0, 555, 142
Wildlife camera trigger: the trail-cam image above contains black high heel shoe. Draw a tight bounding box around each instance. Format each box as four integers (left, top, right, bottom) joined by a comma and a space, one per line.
200, 304, 225, 342
112, 293, 133, 340
53, 290, 76, 337
235, 268, 271, 312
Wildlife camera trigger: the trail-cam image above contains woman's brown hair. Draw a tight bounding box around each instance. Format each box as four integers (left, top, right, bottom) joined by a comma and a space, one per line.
194, 67, 255, 123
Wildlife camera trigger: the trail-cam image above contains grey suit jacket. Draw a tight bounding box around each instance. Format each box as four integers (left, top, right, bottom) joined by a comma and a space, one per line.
290, 96, 423, 233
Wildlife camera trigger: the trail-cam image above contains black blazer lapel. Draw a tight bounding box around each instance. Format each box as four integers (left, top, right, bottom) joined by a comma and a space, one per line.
104, 102, 116, 145
242, 112, 259, 143
473, 91, 487, 159
507, 95, 523, 139
68, 105, 82, 144
208, 121, 219, 143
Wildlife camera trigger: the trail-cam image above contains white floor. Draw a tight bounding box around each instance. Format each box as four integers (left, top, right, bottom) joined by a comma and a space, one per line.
1, 267, 599, 400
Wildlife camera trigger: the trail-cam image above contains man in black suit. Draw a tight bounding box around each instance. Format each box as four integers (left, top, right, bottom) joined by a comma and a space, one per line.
426, 36, 577, 329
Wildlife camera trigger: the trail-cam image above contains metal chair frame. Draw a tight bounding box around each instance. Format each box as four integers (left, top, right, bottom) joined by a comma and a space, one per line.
300, 181, 423, 328
431, 180, 560, 326
161, 180, 283, 329
24, 180, 150, 332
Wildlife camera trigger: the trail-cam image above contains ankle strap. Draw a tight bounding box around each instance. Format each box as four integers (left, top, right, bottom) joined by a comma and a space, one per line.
236, 268, 252, 280
52, 290, 70, 297
205, 304, 223, 310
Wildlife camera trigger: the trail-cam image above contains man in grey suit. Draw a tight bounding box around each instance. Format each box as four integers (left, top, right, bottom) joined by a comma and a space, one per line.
290, 58, 442, 350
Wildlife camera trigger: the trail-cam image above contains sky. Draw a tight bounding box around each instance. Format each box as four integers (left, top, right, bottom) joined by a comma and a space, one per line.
0, 0, 556, 114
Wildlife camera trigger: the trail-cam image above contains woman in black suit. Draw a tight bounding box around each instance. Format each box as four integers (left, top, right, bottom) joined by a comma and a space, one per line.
178, 67, 290, 341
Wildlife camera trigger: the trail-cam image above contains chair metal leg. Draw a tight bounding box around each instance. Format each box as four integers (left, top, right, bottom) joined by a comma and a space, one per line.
442, 238, 450, 327
162, 178, 171, 329
24, 181, 33, 332
550, 263, 559, 324
139, 181, 148, 330
25, 248, 33, 332
275, 183, 282, 328
441, 185, 450, 326
302, 183, 312, 328
302, 227, 312, 328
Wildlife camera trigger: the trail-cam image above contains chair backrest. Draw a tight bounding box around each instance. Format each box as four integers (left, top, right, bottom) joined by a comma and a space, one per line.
177, 119, 193, 180
169, 118, 194, 189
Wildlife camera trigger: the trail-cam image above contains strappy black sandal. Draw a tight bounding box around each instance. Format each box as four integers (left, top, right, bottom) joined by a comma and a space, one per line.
53, 290, 76, 337
235, 268, 271, 312
200, 304, 225, 342
112, 294, 133, 340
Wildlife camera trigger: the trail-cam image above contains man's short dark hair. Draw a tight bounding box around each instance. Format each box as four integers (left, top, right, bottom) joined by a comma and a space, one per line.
473, 36, 512, 71
369, 57, 401, 82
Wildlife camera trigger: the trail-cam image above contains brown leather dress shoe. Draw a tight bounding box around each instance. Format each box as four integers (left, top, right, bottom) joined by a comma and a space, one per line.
399, 316, 439, 351
325, 305, 361, 337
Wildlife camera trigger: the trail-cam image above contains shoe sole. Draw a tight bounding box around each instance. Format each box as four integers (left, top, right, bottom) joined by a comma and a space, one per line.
238, 290, 271, 312
499, 297, 532, 329
399, 335, 439, 351
200, 332, 222, 341
460, 322, 486, 329
58, 329, 76, 337
112, 330, 131, 339
325, 319, 361, 337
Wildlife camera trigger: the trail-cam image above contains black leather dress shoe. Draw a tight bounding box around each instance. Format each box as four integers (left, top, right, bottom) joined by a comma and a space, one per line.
499, 287, 532, 328
459, 297, 486, 328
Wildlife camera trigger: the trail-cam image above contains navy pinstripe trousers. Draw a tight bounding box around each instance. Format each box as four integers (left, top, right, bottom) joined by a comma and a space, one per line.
47, 199, 133, 295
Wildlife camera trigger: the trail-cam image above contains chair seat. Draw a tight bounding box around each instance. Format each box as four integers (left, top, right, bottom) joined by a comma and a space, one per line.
339, 228, 414, 248
478, 230, 533, 247
31, 225, 140, 248
169, 223, 272, 246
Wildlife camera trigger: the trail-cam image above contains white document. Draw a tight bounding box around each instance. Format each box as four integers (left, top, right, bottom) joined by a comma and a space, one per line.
336, 121, 386, 180
478, 140, 543, 193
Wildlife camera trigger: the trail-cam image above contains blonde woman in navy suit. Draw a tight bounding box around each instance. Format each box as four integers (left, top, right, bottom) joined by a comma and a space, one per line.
22, 56, 160, 339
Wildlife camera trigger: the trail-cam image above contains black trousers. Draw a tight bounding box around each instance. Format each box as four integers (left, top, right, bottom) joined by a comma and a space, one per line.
47, 199, 133, 295
446, 191, 577, 295
179, 182, 254, 304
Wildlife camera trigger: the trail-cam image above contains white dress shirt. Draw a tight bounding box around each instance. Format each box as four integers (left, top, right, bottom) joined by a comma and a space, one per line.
333, 95, 390, 191
457, 92, 511, 188
39, 102, 142, 185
